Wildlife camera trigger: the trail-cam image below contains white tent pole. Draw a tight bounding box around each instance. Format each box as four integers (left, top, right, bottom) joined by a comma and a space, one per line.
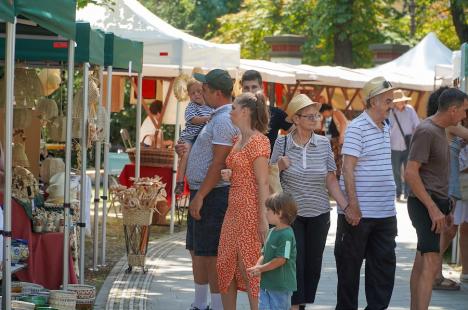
2, 19, 16, 310
92, 67, 104, 271
101, 65, 112, 266
63, 40, 76, 288
170, 99, 180, 234
79, 63, 90, 283
135, 73, 142, 178
461, 43, 467, 93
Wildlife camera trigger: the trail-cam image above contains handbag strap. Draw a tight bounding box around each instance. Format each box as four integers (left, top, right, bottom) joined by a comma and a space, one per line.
283, 135, 288, 156
391, 109, 406, 140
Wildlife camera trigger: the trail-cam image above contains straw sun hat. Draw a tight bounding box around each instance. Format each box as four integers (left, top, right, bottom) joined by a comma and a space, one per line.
393, 89, 411, 103
285, 94, 321, 123
362, 76, 394, 101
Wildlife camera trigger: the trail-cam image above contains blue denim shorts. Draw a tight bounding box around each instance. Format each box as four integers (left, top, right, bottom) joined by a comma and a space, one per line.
185, 186, 229, 256
259, 288, 292, 310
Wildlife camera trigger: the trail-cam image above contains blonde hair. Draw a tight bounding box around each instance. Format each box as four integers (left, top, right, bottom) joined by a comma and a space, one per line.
234, 91, 270, 134
187, 78, 202, 93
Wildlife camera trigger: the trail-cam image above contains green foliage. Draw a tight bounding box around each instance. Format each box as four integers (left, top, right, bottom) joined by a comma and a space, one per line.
76, 0, 115, 9
140, 0, 242, 39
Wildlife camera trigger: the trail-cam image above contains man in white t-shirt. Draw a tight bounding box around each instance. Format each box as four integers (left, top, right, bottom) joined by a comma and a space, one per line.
139, 100, 162, 146
336, 77, 397, 310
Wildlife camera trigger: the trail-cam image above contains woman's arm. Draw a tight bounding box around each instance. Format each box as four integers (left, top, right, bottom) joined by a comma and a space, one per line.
254, 156, 270, 243
334, 110, 348, 144
447, 124, 468, 141
326, 172, 348, 211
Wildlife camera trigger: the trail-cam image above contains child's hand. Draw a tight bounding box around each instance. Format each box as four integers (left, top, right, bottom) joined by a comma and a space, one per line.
247, 265, 261, 277
221, 169, 232, 182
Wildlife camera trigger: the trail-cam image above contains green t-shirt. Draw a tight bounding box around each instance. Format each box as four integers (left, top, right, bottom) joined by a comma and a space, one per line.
260, 226, 297, 292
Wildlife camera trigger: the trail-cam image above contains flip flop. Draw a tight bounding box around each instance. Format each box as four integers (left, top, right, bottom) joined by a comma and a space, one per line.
433, 277, 461, 291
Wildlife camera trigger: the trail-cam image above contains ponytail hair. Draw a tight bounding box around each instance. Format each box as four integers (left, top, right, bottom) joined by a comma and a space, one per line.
234, 91, 270, 134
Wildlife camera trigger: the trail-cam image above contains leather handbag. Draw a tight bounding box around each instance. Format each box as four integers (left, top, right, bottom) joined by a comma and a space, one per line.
268, 136, 288, 194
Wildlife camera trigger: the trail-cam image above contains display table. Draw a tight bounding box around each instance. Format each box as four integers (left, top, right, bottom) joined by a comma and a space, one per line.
0, 193, 78, 289
119, 164, 189, 205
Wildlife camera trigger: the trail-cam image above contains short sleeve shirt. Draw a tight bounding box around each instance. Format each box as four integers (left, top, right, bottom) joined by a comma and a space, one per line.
408, 118, 449, 199
260, 227, 297, 292
186, 104, 239, 190
339, 111, 396, 218
180, 102, 214, 141
270, 131, 336, 217
389, 105, 420, 151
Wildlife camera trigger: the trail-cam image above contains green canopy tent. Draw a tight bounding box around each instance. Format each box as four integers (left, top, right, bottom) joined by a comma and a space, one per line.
0, 1, 76, 307
0, 20, 106, 285
100, 32, 143, 266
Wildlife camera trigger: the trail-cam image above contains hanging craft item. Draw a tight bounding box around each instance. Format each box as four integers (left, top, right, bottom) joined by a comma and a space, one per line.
47, 113, 67, 142
11, 166, 39, 203
38, 68, 61, 96
36, 97, 59, 125
40, 157, 65, 184
13, 108, 33, 129
0, 68, 44, 108
173, 73, 191, 102
73, 75, 100, 139
12, 130, 30, 168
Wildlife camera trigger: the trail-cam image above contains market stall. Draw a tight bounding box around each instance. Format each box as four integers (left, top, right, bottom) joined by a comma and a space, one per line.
0, 0, 78, 307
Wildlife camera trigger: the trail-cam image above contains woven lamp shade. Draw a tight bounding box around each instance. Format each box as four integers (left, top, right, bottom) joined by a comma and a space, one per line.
40, 157, 65, 184
0, 68, 44, 108
38, 68, 62, 96
47, 115, 67, 142
13, 109, 32, 129
36, 98, 59, 121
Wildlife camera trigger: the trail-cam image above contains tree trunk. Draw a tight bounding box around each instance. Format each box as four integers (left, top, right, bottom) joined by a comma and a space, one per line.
450, 0, 468, 44
333, 0, 354, 67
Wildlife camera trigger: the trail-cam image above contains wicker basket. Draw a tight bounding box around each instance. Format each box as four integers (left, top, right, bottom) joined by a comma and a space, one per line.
11, 282, 44, 295
49, 290, 77, 310
126, 147, 174, 168
11, 300, 35, 310
60, 284, 95, 301
128, 254, 146, 267
122, 208, 154, 226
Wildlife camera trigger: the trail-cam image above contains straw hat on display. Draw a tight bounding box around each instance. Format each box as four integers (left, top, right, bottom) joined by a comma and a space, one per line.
362, 76, 394, 101
40, 157, 65, 184
285, 94, 322, 122
393, 89, 411, 103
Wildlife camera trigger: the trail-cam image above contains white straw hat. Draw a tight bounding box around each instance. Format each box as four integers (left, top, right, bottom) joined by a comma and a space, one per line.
285, 94, 321, 122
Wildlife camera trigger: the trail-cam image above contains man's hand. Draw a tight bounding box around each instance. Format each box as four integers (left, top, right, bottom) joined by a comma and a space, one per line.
428, 204, 446, 234
189, 194, 204, 220
175, 142, 188, 157
221, 169, 232, 182
345, 199, 362, 226
246, 265, 262, 277
277, 156, 290, 171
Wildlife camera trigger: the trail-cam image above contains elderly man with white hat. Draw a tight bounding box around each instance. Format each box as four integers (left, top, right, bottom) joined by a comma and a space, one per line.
271, 94, 348, 310
389, 89, 420, 201
335, 77, 397, 310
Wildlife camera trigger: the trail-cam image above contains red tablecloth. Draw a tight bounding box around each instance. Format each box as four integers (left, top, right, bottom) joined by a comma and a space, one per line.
0, 193, 78, 289
119, 164, 189, 205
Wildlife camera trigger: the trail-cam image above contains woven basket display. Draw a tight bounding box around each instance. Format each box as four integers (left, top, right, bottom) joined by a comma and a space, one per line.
0, 68, 44, 109
128, 254, 146, 267
11, 282, 44, 294
47, 114, 67, 142
11, 300, 35, 310
126, 147, 174, 168
60, 284, 95, 305
36, 98, 59, 121
122, 208, 154, 226
13, 109, 33, 129
48, 290, 77, 310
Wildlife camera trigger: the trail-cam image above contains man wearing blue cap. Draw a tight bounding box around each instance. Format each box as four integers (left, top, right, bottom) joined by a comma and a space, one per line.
176, 69, 237, 310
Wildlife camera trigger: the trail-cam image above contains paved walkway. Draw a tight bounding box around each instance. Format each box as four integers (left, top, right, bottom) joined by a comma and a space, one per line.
96, 201, 468, 309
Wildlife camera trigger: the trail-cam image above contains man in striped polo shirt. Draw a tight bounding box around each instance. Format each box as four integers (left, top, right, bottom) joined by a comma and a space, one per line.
335, 77, 397, 310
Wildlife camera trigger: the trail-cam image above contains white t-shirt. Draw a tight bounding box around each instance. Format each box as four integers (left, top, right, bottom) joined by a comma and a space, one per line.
139, 116, 157, 146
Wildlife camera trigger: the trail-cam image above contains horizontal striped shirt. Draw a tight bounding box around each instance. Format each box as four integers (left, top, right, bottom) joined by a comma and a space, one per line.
180, 101, 214, 142
271, 131, 336, 217
339, 111, 396, 218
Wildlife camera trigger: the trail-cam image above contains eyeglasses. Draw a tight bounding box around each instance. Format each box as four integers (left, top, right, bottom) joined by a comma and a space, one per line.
297, 113, 322, 121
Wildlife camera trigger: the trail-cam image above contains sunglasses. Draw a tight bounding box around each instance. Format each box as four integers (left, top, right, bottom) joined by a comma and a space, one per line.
368, 80, 393, 99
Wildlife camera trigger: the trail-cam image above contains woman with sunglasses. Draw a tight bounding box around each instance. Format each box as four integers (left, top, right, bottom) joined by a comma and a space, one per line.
270, 94, 348, 310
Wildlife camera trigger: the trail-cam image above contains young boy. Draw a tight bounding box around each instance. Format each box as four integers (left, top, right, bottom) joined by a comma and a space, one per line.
247, 192, 298, 310
175, 79, 213, 194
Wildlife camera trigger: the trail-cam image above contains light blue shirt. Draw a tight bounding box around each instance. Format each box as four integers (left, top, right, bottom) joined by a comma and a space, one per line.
186, 104, 238, 190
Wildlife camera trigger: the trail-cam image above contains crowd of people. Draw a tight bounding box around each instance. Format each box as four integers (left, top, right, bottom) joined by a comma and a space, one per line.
169, 67, 468, 310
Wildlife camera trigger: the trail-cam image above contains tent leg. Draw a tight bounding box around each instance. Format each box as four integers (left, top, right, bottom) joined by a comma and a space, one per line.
101, 66, 113, 266
63, 40, 76, 288
79, 63, 90, 283
2, 19, 16, 310
135, 73, 142, 178
170, 99, 181, 234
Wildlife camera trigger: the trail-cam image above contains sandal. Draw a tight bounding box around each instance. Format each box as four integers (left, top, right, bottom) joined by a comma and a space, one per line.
174, 181, 185, 195
432, 277, 460, 291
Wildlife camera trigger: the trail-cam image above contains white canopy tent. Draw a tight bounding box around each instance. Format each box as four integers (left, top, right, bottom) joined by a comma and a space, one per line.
239, 59, 317, 84
77, 0, 240, 71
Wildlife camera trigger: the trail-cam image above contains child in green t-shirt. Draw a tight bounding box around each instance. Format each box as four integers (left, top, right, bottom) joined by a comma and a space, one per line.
247, 192, 297, 310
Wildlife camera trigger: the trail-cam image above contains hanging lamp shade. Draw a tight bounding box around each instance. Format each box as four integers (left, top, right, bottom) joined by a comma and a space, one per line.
38, 69, 62, 96
13, 109, 33, 129
0, 68, 44, 108
36, 98, 59, 121
47, 114, 67, 142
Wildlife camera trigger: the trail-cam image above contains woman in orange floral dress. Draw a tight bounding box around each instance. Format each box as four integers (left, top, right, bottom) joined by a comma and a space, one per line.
217, 92, 271, 310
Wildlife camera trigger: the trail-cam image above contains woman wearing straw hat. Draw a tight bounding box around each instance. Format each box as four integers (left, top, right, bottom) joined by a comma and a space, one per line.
270, 94, 348, 310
